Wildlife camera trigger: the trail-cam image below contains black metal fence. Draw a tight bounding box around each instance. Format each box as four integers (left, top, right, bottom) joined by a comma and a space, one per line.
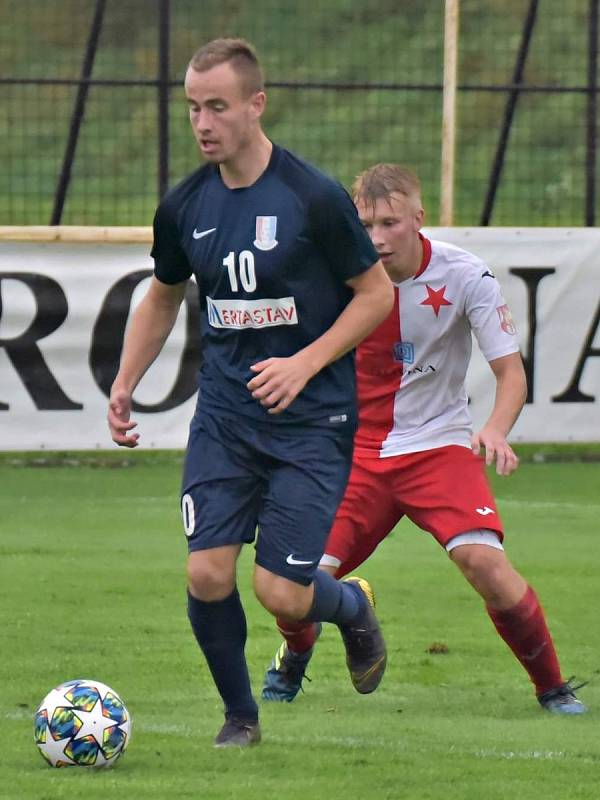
0, 0, 597, 226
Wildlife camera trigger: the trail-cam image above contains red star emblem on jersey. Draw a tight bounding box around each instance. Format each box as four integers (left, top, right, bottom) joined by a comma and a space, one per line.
420, 284, 452, 317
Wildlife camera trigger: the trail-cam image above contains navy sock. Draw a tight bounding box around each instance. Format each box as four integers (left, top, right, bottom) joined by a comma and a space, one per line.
187, 588, 258, 721
303, 570, 365, 625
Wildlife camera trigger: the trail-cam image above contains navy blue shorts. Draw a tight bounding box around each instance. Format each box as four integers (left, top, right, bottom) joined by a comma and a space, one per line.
180, 411, 354, 585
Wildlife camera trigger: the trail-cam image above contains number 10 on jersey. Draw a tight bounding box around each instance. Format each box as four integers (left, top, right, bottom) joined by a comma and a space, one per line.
223, 251, 257, 292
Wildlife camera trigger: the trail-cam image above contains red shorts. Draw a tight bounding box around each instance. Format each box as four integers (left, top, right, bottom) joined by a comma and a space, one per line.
325, 445, 504, 578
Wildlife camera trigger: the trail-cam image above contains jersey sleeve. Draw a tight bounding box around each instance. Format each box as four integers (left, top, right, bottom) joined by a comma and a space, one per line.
464, 267, 520, 362
150, 198, 192, 285
309, 182, 379, 282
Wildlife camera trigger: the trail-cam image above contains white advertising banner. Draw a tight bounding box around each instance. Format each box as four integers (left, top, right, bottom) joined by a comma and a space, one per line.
0, 227, 598, 449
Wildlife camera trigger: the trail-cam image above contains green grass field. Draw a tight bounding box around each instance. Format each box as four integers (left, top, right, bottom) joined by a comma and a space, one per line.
1, 452, 599, 799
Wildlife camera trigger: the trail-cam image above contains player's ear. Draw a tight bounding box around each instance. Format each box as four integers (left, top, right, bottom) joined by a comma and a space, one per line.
250, 90, 266, 119
414, 207, 425, 231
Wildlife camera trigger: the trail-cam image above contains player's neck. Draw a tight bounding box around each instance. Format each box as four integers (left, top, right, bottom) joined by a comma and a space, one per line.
219, 133, 273, 189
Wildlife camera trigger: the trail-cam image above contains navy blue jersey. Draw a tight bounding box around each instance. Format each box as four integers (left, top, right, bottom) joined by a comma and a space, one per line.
151, 144, 379, 428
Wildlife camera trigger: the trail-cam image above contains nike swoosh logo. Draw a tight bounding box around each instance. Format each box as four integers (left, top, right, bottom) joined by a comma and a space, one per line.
192, 227, 216, 240
286, 554, 313, 566
476, 506, 495, 516
523, 642, 547, 661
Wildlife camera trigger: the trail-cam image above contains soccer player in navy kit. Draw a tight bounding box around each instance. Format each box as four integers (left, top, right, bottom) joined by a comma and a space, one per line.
107, 38, 394, 747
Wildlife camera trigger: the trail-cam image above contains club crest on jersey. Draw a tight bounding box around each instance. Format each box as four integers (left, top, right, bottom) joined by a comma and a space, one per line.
496, 304, 516, 335
254, 216, 278, 251
393, 341, 414, 363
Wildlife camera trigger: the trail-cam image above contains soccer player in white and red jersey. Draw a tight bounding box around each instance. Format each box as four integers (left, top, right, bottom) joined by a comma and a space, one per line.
262, 163, 587, 715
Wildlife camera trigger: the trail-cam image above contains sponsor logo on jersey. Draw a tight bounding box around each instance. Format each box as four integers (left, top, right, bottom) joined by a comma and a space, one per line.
207, 296, 298, 329
253, 216, 278, 251
481, 269, 496, 279
406, 364, 436, 376
476, 506, 495, 516
393, 341, 415, 363
496, 304, 516, 335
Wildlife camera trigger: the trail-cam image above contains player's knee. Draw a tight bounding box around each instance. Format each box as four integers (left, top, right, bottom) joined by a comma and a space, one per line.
187, 556, 235, 602
451, 543, 506, 584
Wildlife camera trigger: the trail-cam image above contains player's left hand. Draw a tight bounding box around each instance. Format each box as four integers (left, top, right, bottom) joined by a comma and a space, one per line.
247, 354, 316, 414
471, 427, 519, 476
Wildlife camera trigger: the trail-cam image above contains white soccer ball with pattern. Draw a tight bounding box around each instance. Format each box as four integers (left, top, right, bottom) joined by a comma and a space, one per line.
34, 679, 131, 767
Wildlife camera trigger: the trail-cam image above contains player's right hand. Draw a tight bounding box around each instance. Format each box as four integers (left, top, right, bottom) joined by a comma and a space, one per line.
108, 387, 140, 448
247, 352, 316, 414
471, 428, 518, 476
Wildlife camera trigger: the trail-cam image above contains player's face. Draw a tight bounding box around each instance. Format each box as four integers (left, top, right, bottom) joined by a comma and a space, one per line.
185, 62, 265, 165
356, 193, 424, 281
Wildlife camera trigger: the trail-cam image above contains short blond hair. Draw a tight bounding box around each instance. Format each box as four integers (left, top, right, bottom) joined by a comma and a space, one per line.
352, 163, 422, 209
189, 37, 264, 96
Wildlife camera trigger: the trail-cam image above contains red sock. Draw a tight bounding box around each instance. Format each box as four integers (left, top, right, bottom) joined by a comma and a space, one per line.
275, 618, 319, 654
486, 585, 564, 696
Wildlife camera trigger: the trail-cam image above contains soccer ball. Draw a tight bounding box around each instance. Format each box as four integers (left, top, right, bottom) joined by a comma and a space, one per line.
34, 679, 131, 768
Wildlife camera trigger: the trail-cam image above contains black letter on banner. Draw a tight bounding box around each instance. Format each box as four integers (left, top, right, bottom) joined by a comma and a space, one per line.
552, 299, 600, 403
90, 271, 201, 412
0, 272, 83, 410
509, 267, 555, 404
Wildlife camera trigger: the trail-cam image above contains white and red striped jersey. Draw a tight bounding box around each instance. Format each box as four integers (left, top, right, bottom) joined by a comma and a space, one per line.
354, 236, 520, 458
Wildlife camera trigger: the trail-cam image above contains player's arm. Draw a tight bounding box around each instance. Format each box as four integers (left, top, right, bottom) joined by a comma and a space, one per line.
248, 260, 393, 414
307, 259, 394, 364
108, 276, 187, 447
471, 352, 527, 476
